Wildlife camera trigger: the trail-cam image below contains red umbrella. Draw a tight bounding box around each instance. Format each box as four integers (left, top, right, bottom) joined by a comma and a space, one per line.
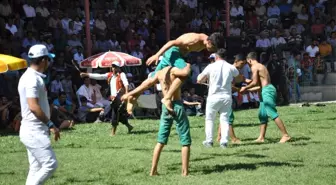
79, 51, 142, 69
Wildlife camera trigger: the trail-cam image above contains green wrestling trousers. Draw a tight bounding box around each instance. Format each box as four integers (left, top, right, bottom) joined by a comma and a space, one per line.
157, 101, 192, 146
258, 84, 279, 124
150, 46, 187, 78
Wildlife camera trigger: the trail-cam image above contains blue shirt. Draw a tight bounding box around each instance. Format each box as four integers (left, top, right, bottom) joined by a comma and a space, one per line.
53, 99, 72, 107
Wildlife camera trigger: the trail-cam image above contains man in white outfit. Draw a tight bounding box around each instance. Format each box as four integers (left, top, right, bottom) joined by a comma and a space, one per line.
18, 44, 60, 185
197, 49, 239, 148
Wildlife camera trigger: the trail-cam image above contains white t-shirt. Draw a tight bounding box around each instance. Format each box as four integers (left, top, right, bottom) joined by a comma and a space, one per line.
305, 45, 319, 57
198, 60, 239, 97
18, 68, 50, 130
5, 24, 18, 35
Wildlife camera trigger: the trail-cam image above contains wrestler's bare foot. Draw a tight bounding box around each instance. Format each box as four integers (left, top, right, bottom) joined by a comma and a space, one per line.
161, 98, 175, 116
126, 96, 137, 115
254, 137, 265, 143
279, 135, 291, 143
150, 171, 159, 176
231, 138, 241, 144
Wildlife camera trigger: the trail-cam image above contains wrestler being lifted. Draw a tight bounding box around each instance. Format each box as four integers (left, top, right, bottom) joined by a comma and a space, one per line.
121, 32, 223, 115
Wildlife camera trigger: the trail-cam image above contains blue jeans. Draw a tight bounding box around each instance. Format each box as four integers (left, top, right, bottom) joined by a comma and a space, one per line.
303, 66, 313, 82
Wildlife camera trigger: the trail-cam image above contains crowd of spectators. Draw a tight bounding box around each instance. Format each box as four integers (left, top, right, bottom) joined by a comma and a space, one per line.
0, 0, 336, 131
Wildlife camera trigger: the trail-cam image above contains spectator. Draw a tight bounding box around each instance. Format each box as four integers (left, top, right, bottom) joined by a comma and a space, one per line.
267, 0, 280, 18
67, 34, 83, 53
131, 45, 144, 60
67, 21, 79, 35
300, 52, 314, 83
191, 56, 203, 84
297, 6, 309, 25
290, 19, 305, 35
137, 24, 150, 40
240, 31, 251, 55
35, 2, 50, 18
48, 12, 62, 30
329, 31, 336, 63
311, 18, 325, 37
61, 12, 72, 32
120, 15, 130, 31
319, 39, 334, 71
109, 33, 120, 51
230, 21, 241, 37
182, 90, 202, 116
0, 0, 12, 18
278, 0, 292, 17
50, 74, 64, 98
314, 53, 328, 84
255, 1, 266, 18
138, 34, 146, 50
287, 28, 303, 49
22, 1, 36, 18
271, 30, 287, 55
77, 96, 104, 123
309, 0, 325, 16
61, 74, 75, 101
246, 10, 259, 30
42, 38, 54, 52
53, 92, 76, 117
311, 7, 327, 24
49, 100, 74, 130
306, 39, 320, 58
77, 77, 101, 108
287, 65, 301, 102
22, 31, 37, 49
0, 95, 11, 129
191, 13, 202, 31
73, 46, 84, 64
292, 0, 304, 15
5, 17, 18, 36
95, 13, 107, 34
73, 16, 83, 33
325, 19, 336, 38
256, 32, 271, 53
230, 0, 244, 20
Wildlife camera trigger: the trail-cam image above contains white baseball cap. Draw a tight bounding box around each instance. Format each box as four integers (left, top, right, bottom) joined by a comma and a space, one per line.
28, 44, 55, 59
112, 61, 121, 67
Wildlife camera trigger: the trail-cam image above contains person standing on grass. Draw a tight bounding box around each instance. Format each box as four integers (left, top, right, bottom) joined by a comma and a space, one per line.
148, 64, 192, 177
18, 44, 60, 185
80, 61, 133, 136
216, 54, 261, 144
197, 49, 240, 148
240, 52, 291, 143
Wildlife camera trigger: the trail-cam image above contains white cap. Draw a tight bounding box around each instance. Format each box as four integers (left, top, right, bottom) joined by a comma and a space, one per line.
126, 73, 133, 77
28, 44, 55, 59
112, 61, 120, 67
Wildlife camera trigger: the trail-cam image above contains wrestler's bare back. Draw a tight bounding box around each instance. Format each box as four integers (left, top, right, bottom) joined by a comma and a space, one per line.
157, 67, 181, 101
176, 33, 209, 55
251, 63, 272, 87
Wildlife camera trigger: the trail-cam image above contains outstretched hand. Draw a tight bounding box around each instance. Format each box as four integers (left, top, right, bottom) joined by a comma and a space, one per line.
146, 55, 160, 66
80, 73, 89, 78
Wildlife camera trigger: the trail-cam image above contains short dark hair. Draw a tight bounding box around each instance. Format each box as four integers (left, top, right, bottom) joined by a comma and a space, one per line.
80, 96, 88, 103
208, 32, 224, 49
59, 92, 67, 97
246, 52, 258, 60
234, 53, 245, 62
29, 56, 48, 65
215, 48, 227, 59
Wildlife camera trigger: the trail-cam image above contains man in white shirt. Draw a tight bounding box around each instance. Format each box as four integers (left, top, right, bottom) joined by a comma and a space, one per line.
197, 49, 239, 148
90, 79, 111, 114
230, 1, 244, 19
80, 62, 133, 136
18, 44, 59, 185
5, 18, 18, 35
73, 47, 84, 64
305, 39, 319, 57
23, 2, 36, 18
256, 33, 271, 52
76, 77, 102, 108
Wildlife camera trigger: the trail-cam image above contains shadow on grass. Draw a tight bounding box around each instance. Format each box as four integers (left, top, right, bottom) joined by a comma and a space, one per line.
291, 141, 322, 147
65, 177, 101, 183
239, 154, 267, 158
131, 130, 157, 135
319, 164, 336, 168
130, 148, 151, 152
234, 123, 260, 128
197, 161, 303, 174
0, 171, 15, 175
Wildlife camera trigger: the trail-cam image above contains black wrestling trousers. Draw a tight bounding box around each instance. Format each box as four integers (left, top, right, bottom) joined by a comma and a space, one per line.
110, 97, 129, 127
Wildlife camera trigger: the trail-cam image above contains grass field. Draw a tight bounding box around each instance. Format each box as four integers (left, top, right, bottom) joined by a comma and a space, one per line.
1, 104, 336, 185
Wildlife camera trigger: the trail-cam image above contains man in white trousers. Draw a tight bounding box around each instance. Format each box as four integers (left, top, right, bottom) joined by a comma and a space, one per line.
18, 44, 60, 185
197, 48, 239, 148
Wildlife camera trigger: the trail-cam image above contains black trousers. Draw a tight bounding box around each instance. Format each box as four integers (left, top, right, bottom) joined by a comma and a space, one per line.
110, 97, 129, 127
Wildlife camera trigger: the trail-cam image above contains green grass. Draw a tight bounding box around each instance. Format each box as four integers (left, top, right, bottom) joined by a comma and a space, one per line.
1, 104, 336, 185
